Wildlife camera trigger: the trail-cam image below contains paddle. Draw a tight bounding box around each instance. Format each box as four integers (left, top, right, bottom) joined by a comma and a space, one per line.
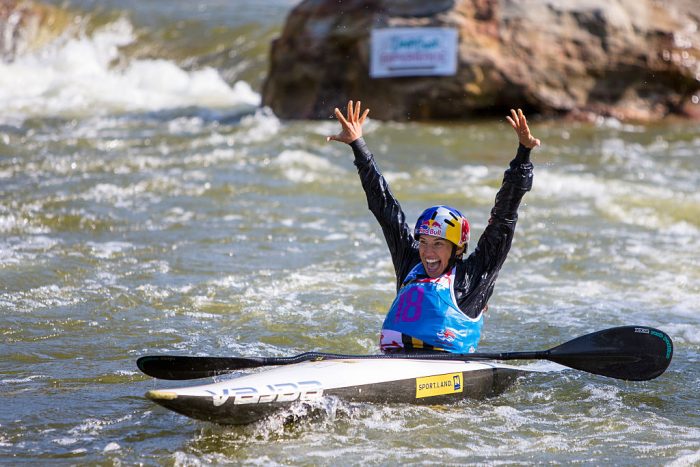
137, 325, 673, 381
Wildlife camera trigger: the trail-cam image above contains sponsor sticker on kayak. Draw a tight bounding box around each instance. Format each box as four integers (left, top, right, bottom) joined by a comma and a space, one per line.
415, 372, 463, 398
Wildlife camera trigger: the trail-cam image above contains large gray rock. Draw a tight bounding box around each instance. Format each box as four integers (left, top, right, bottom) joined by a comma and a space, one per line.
262, 0, 700, 121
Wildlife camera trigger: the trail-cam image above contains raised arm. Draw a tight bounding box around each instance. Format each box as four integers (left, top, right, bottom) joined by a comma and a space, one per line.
327, 100, 417, 288
459, 109, 538, 313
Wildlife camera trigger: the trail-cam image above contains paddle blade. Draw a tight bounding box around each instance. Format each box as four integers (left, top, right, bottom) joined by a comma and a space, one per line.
137, 355, 267, 380
546, 326, 673, 381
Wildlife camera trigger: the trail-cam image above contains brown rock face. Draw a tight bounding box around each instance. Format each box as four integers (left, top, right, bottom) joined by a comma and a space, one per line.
0, 0, 71, 62
262, 0, 700, 121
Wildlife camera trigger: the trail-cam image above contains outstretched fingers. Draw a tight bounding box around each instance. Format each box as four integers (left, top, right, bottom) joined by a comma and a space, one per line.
334, 107, 349, 127
506, 108, 518, 130
518, 108, 528, 127
327, 99, 369, 144
507, 108, 540, 149
359, 108, 370, 124
507, 108, 526, 129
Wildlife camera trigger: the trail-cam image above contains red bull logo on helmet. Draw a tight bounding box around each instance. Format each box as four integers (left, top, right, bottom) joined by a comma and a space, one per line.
418, 219, 443, 237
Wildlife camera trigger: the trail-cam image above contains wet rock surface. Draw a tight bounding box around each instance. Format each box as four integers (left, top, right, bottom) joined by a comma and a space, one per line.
262, 0, 700, 121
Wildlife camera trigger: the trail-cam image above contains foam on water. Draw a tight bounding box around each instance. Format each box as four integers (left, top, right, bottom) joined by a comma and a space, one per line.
272, 149, 345, 184
668, 450, 700, 467
1, 15, 698, 460
237, 108, 282, 144
0, 17, 259, 122
102, 442, 121, 453
532, 169, 700, 231
2, 284, 83, 313
85, 241, 133, 259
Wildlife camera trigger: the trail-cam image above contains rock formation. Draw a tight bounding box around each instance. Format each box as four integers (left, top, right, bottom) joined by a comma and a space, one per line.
262, 0, 700, 121
0, 0, 70, 62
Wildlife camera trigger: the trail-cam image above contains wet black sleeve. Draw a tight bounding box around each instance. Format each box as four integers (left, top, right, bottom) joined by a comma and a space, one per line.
350, 137, 420, 291
457, 144, 533, 317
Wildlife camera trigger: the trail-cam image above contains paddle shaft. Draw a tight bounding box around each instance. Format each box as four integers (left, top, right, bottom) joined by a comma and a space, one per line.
251, 350, 550, 365
137, 326, 673, 381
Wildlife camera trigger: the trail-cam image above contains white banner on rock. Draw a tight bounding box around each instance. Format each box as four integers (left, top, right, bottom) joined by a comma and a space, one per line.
370, 27, 458, 78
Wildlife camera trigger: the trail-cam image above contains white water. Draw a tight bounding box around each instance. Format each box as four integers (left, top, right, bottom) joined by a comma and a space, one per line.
0, 17, 259, 121
1, 2, 699, 465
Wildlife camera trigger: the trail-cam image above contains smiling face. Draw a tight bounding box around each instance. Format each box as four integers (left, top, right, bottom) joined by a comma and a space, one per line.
418, 234, 463, 278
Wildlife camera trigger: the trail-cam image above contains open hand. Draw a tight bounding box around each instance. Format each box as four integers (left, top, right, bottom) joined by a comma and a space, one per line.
327, 100, 370, 144
506, 109, 540, 149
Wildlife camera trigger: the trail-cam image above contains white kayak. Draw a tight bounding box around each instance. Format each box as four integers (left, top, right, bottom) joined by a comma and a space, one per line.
145, 358, 531, 425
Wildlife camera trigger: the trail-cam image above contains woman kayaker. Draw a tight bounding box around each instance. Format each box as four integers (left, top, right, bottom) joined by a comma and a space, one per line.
327, 101, 540, 353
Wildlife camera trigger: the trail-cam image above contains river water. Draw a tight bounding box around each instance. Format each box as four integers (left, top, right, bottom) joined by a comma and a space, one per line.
1, 1, 699, 465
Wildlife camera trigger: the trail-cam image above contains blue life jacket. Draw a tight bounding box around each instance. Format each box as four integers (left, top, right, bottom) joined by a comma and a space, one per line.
382, 263, 483, 353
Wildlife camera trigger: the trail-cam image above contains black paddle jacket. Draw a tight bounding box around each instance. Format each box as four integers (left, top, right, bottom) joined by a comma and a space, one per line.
351, 137, 533, 319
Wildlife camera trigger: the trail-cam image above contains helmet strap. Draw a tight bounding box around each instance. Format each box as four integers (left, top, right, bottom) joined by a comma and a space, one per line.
446, 243, 467, 270
445, 244, 459, 273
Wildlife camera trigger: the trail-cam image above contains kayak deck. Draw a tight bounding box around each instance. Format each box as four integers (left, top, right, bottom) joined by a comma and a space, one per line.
145, 359, 530, 425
